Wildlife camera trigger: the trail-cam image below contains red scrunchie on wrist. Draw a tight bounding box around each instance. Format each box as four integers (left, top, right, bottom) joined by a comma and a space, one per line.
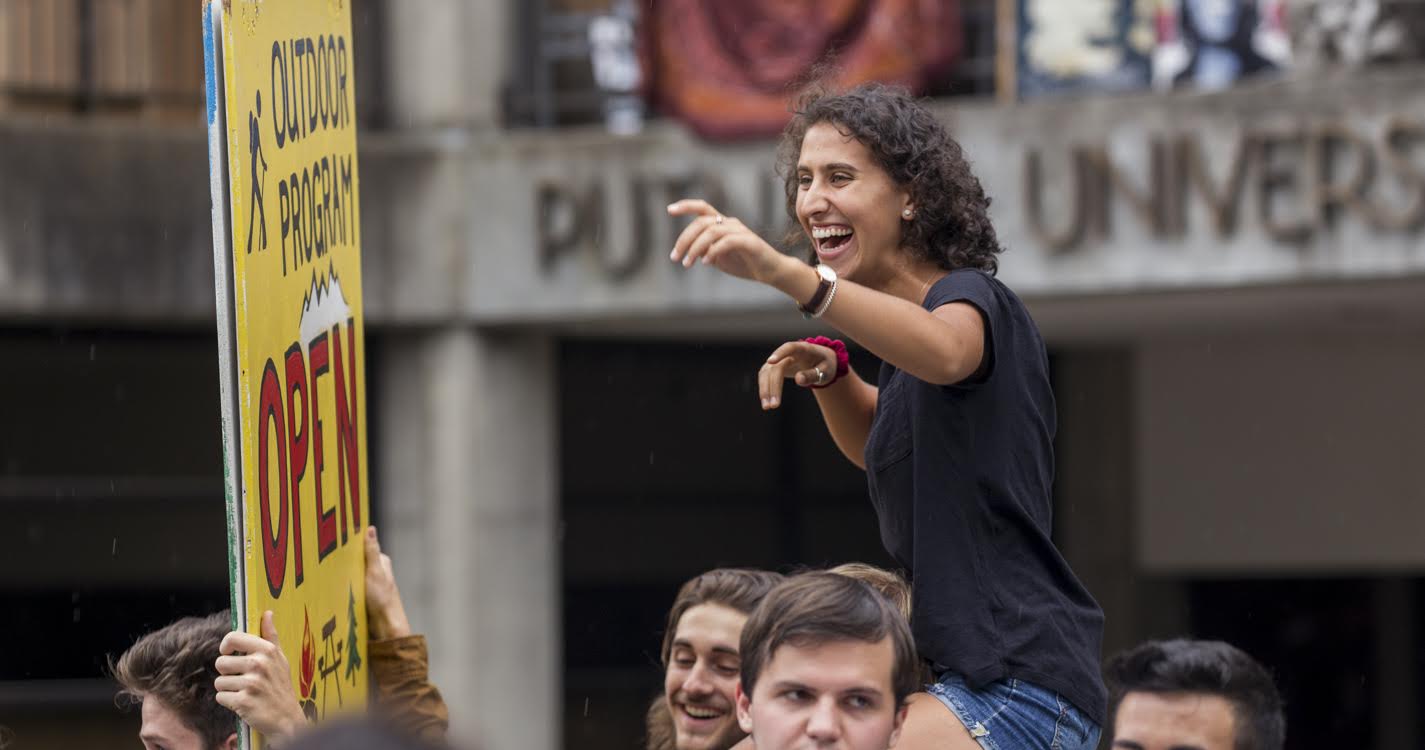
802, 336, 850, 388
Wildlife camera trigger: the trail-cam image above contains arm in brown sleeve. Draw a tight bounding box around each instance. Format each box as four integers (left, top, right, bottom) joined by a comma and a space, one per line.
369, 634, 450, 741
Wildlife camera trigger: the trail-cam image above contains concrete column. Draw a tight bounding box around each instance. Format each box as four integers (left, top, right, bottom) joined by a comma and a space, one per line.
1054, 348, 1188, 662
382, 0, 509, 128
377, 327, 559, 750
463, 0, 511, 128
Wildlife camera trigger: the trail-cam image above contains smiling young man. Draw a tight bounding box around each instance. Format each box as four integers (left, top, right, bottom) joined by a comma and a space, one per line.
1105, 639, 1285, 750
650, 568, 785, 750
735, 572, 918, 750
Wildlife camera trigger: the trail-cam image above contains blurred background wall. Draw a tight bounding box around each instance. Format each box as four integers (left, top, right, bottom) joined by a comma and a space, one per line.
2, 1, 1424, 749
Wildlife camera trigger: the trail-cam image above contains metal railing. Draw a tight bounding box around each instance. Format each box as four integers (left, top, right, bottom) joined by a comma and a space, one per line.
0, 0, 383, 124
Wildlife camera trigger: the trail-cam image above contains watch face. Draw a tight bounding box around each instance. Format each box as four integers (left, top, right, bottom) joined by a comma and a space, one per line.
817, 264, 837, 282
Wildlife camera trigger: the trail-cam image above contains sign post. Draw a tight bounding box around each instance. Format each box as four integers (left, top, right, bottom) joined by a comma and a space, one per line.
203, 2, 370, 745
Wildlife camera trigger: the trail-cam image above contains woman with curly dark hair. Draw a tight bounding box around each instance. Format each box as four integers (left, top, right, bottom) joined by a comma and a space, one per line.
668, 83, 1104, 750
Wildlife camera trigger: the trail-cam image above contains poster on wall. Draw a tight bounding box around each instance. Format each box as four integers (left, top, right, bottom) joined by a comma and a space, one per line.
202, 1, 370, 746
1153, 0, 1291, 90
1016, 0, 1156, 96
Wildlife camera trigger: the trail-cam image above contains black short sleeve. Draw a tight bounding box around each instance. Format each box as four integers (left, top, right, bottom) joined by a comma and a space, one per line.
923, 270, 1002, 386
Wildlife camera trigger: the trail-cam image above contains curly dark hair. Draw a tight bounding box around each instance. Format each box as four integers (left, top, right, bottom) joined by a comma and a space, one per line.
111, 611, 237, 750
776, 82, 1002, 274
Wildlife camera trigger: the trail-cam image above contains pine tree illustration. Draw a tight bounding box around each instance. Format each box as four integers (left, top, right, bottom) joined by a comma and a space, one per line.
345, 584, 362, 682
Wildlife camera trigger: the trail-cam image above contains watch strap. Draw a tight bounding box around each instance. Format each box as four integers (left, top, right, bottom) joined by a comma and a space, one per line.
798, 266, 833, 316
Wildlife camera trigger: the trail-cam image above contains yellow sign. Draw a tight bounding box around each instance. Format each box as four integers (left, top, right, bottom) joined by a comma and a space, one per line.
204, 1, 368, 742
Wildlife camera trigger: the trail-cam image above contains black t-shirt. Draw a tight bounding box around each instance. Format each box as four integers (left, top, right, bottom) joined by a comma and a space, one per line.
863, 269, 1107, 723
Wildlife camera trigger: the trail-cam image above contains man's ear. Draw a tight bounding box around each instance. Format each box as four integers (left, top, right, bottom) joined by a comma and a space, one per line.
222, 731, 239, 750
886, 701, 909, 749
735, 682, 754, 734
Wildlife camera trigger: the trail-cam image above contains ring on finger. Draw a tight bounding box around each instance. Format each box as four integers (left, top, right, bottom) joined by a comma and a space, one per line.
813, 366, 826, 385
715, 214, 725, 224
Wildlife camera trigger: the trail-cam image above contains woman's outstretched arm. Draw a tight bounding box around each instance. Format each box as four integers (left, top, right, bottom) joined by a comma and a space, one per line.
668, 199, 985, 387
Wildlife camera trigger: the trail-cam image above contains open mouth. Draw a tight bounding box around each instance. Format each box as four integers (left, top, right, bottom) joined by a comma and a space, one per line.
680, 704, 727, 721
812, 225, 854, 254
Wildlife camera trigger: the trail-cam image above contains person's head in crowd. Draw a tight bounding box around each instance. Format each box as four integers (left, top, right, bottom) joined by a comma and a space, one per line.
827, 562, 911, 621
112, 611, 238, 750
655, 568, 786, 750
735, 572, 917, 750
1105, 639, 1285, 750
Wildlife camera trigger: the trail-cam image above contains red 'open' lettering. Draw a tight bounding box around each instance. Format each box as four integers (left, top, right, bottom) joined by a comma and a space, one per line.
307, 331, 337, 561
258, 359, 290, 598
284, 343, 309, 586
330, 317, 361, 544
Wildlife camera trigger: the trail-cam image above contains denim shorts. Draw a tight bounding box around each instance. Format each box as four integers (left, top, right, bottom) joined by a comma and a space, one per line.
925, 672, 1101, 750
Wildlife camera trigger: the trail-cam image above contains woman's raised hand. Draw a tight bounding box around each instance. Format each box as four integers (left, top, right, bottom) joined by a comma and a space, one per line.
759, 340, 839, 410
668, 199, 787, 283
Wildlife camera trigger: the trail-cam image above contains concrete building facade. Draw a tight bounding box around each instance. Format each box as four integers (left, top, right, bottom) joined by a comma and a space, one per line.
1, 4, 1422, 749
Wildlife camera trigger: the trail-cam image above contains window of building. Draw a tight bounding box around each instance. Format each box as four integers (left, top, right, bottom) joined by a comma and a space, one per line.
0, 0, 385, 127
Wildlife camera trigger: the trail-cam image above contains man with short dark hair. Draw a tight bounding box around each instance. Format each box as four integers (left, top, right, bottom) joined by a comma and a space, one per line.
734, 572, 918, 750
1105, 639, 1285, 750
112, 611, 239, 750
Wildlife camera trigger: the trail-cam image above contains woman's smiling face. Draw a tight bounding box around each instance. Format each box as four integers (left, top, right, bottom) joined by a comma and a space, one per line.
795, 122, 913, 286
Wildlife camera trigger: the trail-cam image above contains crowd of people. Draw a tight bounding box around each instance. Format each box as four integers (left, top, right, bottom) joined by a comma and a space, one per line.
648, 566, 1284, 750
106, 558, 1284, 750
106, 81, 1287, 750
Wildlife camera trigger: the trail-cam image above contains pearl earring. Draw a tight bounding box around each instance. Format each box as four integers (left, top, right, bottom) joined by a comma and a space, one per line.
902, 208, 913, 219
